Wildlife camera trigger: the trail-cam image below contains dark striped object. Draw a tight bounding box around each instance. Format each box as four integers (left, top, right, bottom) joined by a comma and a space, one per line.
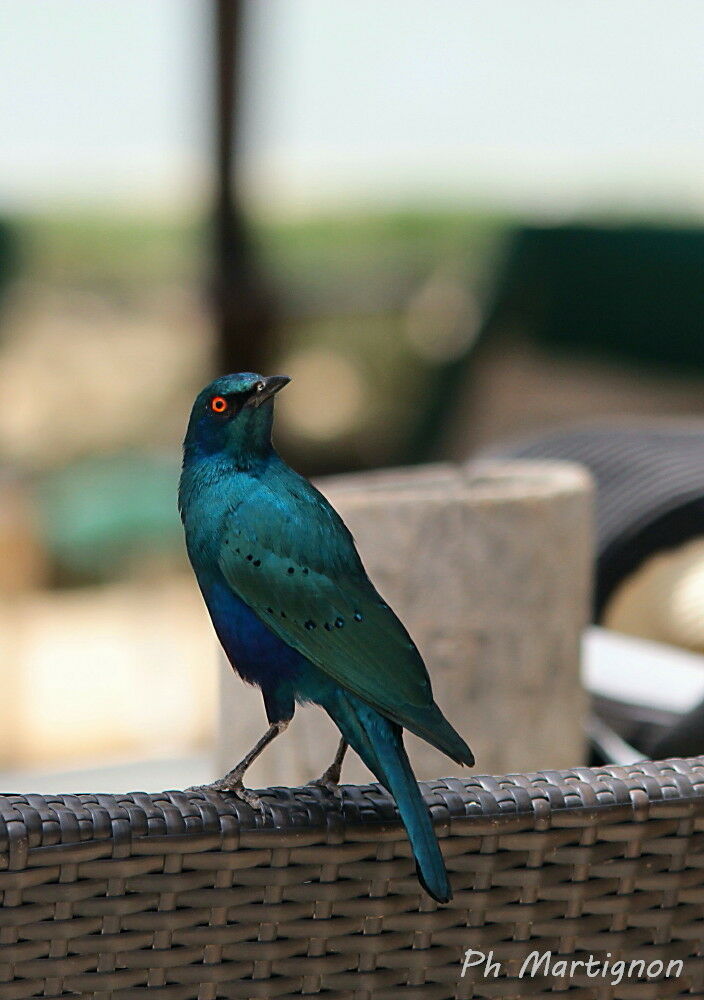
484, 421, 704, 617
2, 758, 704, 998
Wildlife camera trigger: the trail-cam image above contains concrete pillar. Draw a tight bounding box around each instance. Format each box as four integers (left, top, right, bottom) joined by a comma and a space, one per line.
218, 460, 592, 786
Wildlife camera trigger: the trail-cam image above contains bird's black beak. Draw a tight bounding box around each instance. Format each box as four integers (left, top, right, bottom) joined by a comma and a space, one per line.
250, 374, 291, 407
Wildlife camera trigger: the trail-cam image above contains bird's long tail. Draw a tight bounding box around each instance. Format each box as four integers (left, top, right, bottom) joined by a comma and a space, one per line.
327, 693, 451, 903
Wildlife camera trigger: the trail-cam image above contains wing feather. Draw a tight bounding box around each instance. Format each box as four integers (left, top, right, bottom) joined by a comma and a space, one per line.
216, 474, 471, 763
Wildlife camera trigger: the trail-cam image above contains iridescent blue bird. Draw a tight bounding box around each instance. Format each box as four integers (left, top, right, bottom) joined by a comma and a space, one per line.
179, 373, 474, 902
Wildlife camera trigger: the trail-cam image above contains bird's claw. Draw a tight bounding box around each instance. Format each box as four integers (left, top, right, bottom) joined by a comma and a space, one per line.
307, 772, 343, 799
187, 778, 262, 810
214, 781, 262, 810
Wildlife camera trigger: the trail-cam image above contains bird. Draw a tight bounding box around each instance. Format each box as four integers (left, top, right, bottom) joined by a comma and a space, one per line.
179, 372, 474, 903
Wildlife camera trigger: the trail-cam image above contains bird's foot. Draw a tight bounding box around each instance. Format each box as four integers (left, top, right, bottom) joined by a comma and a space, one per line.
213, 780, 262, 810
187, 774, 262, 810
307, 767, 343, 798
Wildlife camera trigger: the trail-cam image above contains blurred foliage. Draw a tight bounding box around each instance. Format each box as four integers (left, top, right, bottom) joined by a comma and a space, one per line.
8, 212, 207, 290
253, 210, 511, 469
8, 207, 509, 291
488, 225, 704, 375
1, 209, 512, 584
255, 210, 510, 313
5, 208, 510, 473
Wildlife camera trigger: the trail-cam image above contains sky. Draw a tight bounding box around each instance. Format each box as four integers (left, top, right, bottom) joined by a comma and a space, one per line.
0, 0, 207, 208
2, 0, 704, 216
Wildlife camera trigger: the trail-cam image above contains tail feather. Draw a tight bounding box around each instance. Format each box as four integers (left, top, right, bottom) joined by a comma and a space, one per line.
328, 694, 452, 904
374, 725, 452, 903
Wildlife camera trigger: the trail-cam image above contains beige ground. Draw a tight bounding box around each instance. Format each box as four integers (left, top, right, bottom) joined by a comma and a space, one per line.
0, 575, 217, 771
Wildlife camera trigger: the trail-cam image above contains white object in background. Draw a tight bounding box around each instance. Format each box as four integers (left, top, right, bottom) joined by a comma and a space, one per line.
582, 626, 704, 715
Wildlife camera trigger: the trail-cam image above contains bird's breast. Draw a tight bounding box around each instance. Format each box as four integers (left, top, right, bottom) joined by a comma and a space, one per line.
202, 577, 305, 689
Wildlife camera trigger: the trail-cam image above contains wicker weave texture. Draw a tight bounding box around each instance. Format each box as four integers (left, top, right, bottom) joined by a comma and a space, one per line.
1, 758, 704, 999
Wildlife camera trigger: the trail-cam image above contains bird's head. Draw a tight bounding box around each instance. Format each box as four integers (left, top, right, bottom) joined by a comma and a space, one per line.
183, 372, 290, 464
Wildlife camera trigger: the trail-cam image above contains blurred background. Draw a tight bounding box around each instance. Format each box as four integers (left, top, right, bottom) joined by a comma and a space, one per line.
3, 0, 704, 788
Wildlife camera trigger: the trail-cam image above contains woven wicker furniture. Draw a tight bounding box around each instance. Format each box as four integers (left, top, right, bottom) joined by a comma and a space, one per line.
2, 758, 704, 999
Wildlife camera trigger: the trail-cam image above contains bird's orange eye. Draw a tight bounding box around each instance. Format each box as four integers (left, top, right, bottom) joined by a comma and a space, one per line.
210, 395, 228, 414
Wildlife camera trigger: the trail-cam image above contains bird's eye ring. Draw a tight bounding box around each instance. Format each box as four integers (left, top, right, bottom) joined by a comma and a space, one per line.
255, 381, 265, 392
210, 395, 228, 414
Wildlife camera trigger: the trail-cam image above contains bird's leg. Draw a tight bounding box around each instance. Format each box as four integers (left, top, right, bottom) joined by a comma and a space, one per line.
196, 720, 289, 808
308, 738, 348, 795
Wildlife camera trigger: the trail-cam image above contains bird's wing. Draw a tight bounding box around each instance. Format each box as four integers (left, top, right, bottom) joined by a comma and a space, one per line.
217, 474, 472, 764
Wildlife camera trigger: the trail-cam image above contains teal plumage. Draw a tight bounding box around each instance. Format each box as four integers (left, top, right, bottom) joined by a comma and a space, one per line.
179, 373, 474, 903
